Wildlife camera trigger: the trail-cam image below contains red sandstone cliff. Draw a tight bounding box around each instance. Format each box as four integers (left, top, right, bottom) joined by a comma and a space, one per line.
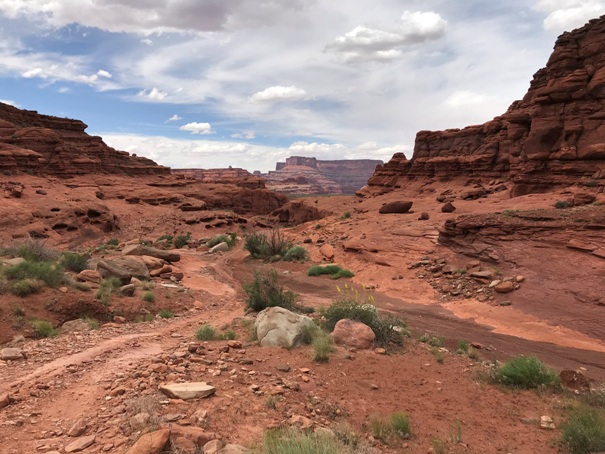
369, 15, 605, 196
266, 156, 383, 194
172, 168, 265, 190
0, 102, 168, 176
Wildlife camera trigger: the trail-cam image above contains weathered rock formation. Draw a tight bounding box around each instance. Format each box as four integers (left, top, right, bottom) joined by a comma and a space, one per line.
172, 168, 265, 189
368, 15, 605, 196
266, 156, 382, 194
0, 102, 168, 176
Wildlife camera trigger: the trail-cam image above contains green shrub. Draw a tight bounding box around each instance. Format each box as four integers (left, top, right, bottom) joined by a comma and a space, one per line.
142, 291, 155, 303
312, 329, 334, 362
12, 306, 25, 316
307, 265, 354, 279
370, 412, 412, 444
340, 211, 351, 219
265, 227, 293, 257
457, 340, 470, 354
196, 324, 217, 341
223, 330, 237, 340
261, 428, 354, 454
243, 269, 296, 312
4, 260, 64, 287
431, 347, 444, 364
106, 238, 119, 247
158, 234, 173, 243
158, 309, 173, 318
391, 412, 412, 439
74, 282, 91, 292
493, 355, 560, 389
83, 317, 100, 330
60, 252, 88, 272
562, 404, 605, 454
174, 232, 191, 248
96, 277, 121, 305
31, 319, 57, 338
244, 232, 269, 258
11, 279, 44, 296
321, 286, 405, 347
282, 246, 309, 262
554, 200, 571, 209
207, 234, 229, 248
1, 238, 60, 262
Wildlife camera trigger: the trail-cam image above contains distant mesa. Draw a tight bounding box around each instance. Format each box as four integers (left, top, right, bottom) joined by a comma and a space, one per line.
0, 102, 168, 176
263, 156, 384, 194
171, 167, 265, 190
367, 15, 605, 197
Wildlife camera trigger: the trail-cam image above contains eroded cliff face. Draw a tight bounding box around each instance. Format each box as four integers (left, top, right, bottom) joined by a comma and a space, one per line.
266, 156, 383, 194
171, 168, 266, 190
369, 15, 605, 196
0, 103, 168, 176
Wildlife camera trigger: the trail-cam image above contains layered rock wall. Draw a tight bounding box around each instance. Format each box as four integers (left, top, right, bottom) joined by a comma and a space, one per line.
0, 102, 168, 176
267, 156, 382, 194
172, 168, 265, 189
369, 15, 605, 196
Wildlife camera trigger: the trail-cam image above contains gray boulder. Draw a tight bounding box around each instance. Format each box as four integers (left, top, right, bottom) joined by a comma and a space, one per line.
255, 307, 314, 348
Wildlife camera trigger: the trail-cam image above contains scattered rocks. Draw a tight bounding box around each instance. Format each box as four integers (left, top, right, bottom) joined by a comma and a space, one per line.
159, 382, 216, 400
494, 281, 515, 293
560, 370, 590, 392
65, 435, 95, 453
331, 319, 375, 350
540, 416, 555, 430
125, 429, 170, 454
122, 244, 181, 262
418, 212, 430, 220
441, 202, 456, 213
378, 201, 413, 214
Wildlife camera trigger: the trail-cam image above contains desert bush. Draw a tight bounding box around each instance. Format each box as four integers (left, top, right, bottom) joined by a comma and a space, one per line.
206, 233, 237, 249
31, 319, 57, 338
60, 252, 89, 272
321, 286, 405, 347
370, 412, 412, 444
158, 309, 173, 319
1, 238, 60, 262
74, 281, 91, 292
142, 291, 155, 303
261, 427, 354, 454
340, 211, 351, 219
562, 404, 605, 454
106, 238, 119, 247
244, 232, 269, 258
157, 234, 173, 244
174, 232, 191, 248
312, 329, 334, 362
196, 324, 217, 341
307, 264, 354, 279
282, 246, 309, 262
243, 269, 296, 312
83, 317, 100, 330
265, 227, 293, 257
223, 330, 237, 340
554, 200, 571, 209
96, 277, 122, 305
11, 278, 44, 296
493, 355, 560, 389
4, 260, 64, 287
457, 340, 470, 354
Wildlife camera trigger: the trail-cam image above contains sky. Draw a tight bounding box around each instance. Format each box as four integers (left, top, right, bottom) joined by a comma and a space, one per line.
0, 1, 604, 172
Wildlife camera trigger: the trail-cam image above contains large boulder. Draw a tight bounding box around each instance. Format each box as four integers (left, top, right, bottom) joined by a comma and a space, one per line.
378, 201, 413, 214
122, 244, 181, 262
97, 257, 150, 283
255, 307, 314, 348
159, 382, 216, 400
331, 319, 375, 349
125, 429, 170, 454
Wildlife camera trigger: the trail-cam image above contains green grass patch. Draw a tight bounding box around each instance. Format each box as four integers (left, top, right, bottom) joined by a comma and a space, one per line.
370, 412, 412, 444
174, 232, 191, 248
492, 355, 560, 389
142, 291, 155, 303
195, 324, 217, 341
31, 319, 57, 338
307, 265, 354, 279
282, 246, 309, 262
1, 238, 60, 262
96, 277, 122, 305
260, 427, 355, 454
562, 404, 605, 454
3, 260, 65, 287
60, 252, 89, 272
207, 233, 237, 249
312, 329, 334, 362
158, 309, 173, 319
11, 279, 44, 296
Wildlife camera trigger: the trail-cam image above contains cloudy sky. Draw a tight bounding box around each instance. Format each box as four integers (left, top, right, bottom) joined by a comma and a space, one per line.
0, 1, 603, 172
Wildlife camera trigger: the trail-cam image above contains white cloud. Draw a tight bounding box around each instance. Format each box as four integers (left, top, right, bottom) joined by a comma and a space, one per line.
326, 10, 447, 62
536, 0, 605, 32
22, 67, 45, 78
137, 87, 167, 100
250, 85, 307, 103
444, 90, 500, 108
97, 69, 112, 78
141, 39, 153, 46
166, 114, 182, 122
179, 122, 214, 135
0, 99, 18, 107
231, 130, 256, 139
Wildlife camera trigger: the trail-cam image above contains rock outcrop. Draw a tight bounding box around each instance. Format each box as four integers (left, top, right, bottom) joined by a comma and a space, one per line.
0, 102, 168, 176
368, 15, 605, 196
265, 156, 383, 194
172, 168, 265, 190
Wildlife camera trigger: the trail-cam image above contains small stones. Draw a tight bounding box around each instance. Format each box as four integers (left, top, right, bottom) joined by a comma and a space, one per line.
276, 364, 291, 372
540, 416, 556, 430
64, 435, 95, 453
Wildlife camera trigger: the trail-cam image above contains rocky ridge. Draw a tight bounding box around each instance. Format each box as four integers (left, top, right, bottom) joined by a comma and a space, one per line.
0, 102, 168, 177
171, 168, 265, 190
368, 15, 605, 196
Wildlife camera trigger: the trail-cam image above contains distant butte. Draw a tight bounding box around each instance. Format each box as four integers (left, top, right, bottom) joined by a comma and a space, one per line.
264, 156, 383, 194
366, 15, 605, 197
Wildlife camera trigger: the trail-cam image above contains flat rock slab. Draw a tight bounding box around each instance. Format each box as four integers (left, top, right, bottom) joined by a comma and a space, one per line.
125, 429, 170, 454
1, 348, 23, 360
65, 435, 95, 453
159, 382, 216, 400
